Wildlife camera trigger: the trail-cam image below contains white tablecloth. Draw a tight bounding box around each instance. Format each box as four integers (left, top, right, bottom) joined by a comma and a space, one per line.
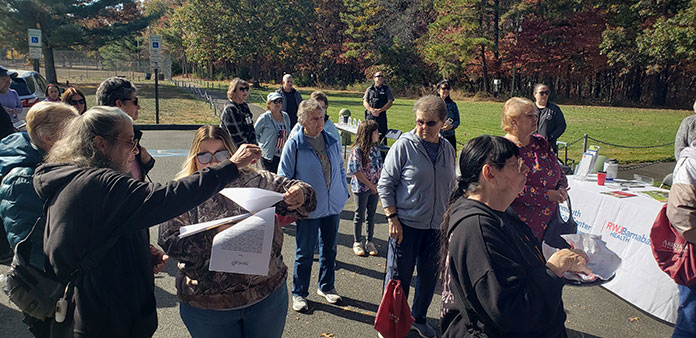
565, 176, 678, 323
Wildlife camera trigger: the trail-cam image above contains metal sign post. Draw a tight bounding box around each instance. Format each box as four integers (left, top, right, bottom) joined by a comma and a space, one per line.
149, 35, 162, 124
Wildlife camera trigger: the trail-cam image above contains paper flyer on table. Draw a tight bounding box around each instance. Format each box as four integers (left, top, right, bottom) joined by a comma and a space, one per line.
178, 213, 252, 238
218, 187, 284, 212
208, 207, 276, 276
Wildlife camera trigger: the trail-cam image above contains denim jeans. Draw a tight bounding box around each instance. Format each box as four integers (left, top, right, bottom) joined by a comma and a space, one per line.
384, 225, 440, 324
179, 281, 288, 338
353, 191, 378, 243
293, 214, 340, 297
673, 284, 696, 338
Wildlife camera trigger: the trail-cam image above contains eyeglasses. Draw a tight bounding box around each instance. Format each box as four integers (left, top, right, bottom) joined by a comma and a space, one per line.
196, 150, 231, 164
440, 86, 450, 90
490, 157, 526, 173
273, 99, 284, 104
537, 91, 550, 96
68, 99, 86, 105
238, 87, 250, 92
122, 97, 139, 106
416, 119, 440, 127
114, 137, 138, 153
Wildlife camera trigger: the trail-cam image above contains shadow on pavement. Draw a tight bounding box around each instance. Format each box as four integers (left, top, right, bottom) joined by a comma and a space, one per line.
336, 259, 385, 281
154, 283, 180, 309
305, 297, 375, 325
567, 328, 602, 338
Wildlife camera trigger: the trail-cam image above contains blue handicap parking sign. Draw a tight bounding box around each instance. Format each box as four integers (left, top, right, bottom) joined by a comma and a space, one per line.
152, 42, 159, 48
31, 37, 39, 43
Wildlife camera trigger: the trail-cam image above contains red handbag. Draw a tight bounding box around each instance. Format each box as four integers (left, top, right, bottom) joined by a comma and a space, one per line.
374, 278, 415, 338
650, 204, 696, 286
275, 214, 297, 227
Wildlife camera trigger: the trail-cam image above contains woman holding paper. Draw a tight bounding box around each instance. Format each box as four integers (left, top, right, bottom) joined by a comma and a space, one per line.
441, 135, 591, 337
158, 125, 316, 338
278, 99, 350, 312
501, 97, 568, 242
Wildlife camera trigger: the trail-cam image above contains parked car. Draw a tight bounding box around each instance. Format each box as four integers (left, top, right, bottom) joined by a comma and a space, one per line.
7, 69, 48, 123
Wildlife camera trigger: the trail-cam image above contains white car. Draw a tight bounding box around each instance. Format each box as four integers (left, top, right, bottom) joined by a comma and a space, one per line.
6, 69, 49, 125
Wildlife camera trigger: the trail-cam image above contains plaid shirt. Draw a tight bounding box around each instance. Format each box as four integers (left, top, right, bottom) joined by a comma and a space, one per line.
220, 101, 257, 147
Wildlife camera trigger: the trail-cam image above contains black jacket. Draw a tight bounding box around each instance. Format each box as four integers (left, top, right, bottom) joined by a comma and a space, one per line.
441, 198, 567, 338
33, 160, 240, 337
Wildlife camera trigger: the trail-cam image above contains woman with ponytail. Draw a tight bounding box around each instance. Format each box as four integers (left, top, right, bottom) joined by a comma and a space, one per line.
440, 135, 592, 338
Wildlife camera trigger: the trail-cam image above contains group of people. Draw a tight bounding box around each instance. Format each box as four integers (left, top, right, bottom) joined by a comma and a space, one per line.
0, 64, 594, 338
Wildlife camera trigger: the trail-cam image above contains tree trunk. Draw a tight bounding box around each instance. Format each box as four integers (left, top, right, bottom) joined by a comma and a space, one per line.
43, 45, 58, 84
493, 0, 500, 75
480, 44, 490, 93
652, 68, 668, 106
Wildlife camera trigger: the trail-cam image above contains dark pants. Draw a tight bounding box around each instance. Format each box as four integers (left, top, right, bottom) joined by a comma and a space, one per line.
353, 191, 378, 243
365, 111, 388, 140
384, 225, 440, 324
261, 155, 281, 173
673, 284, 696, 337
293, 215, 340, 297
443, 134, 457, 152
22, 313, 50, 338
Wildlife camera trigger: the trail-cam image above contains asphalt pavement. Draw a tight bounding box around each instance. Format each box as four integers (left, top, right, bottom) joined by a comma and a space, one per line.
0, 130, 676, 338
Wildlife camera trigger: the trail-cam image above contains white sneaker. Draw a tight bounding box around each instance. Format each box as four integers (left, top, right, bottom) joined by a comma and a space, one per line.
353, 241, 366, 256
316, 288, 342, 304
365, 241, 378, 256
292, 295, 308, 312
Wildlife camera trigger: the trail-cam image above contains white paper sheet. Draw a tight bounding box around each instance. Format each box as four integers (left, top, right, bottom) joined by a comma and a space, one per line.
218, 187, 284, 212
542, 233, 622, 281
208, 207, 276, 276
177, 213, 252, 238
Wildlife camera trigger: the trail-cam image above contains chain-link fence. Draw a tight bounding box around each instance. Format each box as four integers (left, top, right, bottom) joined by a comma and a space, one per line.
0, 50, 172, 82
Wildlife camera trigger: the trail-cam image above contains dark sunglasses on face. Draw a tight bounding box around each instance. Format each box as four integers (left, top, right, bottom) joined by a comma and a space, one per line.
68, 99, 86, 105
416, 119, 439, 127
196, 150, 231, 164
273, 99, 284, 104
122, 97, 139, 106
441, 86, 450, 90
238, 87, 250, 92
537, 91, 550, 96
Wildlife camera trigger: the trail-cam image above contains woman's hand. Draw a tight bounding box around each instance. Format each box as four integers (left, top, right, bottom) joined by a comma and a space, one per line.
388, 217, 403, 244
546, 248, 592, 277
230, 144, 262, 168
547, 187, 569, 203
284, 184, 305, 210
150, 245, 169, 274
369, 183, 378, 195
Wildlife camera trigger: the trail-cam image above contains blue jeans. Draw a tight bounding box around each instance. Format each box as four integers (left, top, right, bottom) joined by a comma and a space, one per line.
179, 281, 288, 338
293, 214, 339, 297
384, 225, 440, 324
353, 191, 379, 243
673, 284, 696, 337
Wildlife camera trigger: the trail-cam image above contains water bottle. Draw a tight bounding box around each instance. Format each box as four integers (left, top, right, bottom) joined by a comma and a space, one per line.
604, 159, 618, 181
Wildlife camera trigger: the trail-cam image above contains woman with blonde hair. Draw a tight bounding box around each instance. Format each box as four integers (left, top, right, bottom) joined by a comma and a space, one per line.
220, 78, 256, 147
502, 97, 568, 243
159, 125, 316, 338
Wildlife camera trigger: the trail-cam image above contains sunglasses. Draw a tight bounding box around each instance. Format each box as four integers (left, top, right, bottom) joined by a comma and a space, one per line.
537, 91, 550, 96
196, 150, 231, 164
416, 119, 440, 127
273, 99, 284, 104
490, 157, 526, 173
238, 87, 250, 92
440, 86, 451, 90
122, 97, 139, 106
68, 99, 86, 105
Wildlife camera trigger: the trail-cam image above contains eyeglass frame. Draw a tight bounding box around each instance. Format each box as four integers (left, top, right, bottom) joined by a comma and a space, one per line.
536, 91, 550, 96
237, 86, 250, 92
196, 150, 231, 164
489, 157, 526, 173
68, 98, 86, 105
121, 97, 139, 106
113, 136, 138, 153
416, 119, 441, 127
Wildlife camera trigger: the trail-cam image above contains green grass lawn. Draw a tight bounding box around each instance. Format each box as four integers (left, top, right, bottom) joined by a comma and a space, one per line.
70, 78, 691, 163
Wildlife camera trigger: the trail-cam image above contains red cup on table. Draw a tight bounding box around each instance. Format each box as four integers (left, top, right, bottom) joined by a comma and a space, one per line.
597, 171, 607, 186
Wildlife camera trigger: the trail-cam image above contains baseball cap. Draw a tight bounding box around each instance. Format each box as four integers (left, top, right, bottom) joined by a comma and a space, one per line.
267, 92, 283, 102
0, 66, 18, 78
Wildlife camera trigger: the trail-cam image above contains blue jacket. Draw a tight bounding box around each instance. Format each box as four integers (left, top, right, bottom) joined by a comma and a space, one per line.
440, 97, 460, 137
378, 130, 456, 229
0, 132, 45, 268
278, 130, 349, 219
255, 110, 292, 161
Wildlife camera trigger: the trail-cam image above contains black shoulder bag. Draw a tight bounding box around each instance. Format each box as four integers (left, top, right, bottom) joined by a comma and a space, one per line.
3, 203, 122, 322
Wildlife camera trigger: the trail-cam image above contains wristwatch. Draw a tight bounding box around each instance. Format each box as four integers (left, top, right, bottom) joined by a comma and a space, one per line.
387, 213, 398, 219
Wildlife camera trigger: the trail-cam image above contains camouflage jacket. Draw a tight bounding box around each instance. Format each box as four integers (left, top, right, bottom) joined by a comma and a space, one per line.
158, 168, 316, 309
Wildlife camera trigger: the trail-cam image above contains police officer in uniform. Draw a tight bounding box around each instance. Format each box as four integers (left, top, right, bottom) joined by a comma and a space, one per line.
363, 71, 394, 142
